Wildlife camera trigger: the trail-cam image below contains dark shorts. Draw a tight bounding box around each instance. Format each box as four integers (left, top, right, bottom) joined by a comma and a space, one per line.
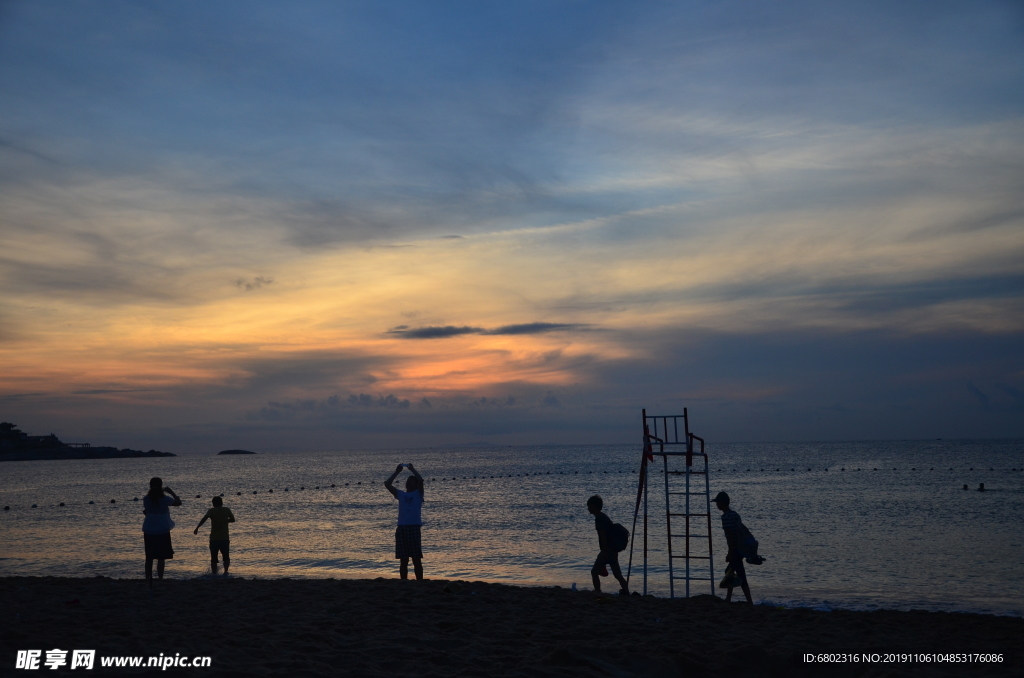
727, 556, 747, 584
395, 524, 422, 559
592, 550, 623, 575
209, 539, 229, 560
144, 532, 174, 560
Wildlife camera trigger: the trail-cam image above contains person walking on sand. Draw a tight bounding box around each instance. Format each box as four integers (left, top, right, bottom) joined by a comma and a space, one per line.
194, 496, 235, 576
587, 495, 629, 595
142, 477, 181, 588
714, 491, 753, 604
384, 463, 425, 580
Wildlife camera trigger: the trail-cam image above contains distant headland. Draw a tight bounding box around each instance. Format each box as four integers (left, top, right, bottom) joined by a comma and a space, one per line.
0, 422, 175, 461
218, 449, 256, 455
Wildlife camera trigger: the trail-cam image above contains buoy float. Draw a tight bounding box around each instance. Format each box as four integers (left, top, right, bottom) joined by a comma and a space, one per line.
237, 492, 241, 495
978, 483, 985, 492
3, 506, 8, 511
88, 501, 94, 504
195, 494, 201, 498
269, 489, 273, 493
133, 497, 138, 501
110, 499, 116, 503
59, 502, 64, 506
253, 491, 257, 495
31, 504, 37, 508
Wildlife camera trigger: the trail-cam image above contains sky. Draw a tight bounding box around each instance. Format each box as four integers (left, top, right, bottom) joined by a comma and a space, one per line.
1, 1, 1023, 452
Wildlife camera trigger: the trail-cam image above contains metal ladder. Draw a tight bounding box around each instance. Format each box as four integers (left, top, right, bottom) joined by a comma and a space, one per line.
627, 408, 715, 597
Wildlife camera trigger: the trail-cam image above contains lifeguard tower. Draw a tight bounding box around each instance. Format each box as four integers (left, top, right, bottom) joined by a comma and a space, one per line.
626, 408, 715, 597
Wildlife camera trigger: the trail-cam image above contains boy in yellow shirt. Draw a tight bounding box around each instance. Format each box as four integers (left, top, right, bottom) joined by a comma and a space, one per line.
194, 496, 235, 575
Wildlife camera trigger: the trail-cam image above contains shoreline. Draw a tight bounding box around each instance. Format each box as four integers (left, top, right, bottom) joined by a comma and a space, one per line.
2, 572, 1021, 620
3, 576, 1021, 676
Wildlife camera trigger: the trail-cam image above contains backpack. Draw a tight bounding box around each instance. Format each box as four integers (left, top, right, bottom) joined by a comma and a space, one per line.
738, 522, 765, 565
609, 522, 630, 552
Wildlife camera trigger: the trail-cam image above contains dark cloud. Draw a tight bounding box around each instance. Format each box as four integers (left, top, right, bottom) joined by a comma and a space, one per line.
0, 136, 58, 164
234, 276, 273, 291
997, 383, 1024, 404
387, 322, 591, 339
484, 322, 589, 335
71, 389, 158, 395
966, 382, 991, 410
387, 325, 482, 339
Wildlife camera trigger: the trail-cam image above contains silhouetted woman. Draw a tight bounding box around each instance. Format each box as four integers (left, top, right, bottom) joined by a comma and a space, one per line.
142, 477, 181, 587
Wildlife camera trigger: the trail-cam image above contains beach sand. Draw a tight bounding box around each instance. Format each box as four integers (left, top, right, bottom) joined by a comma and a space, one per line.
2, 577, 1020, 677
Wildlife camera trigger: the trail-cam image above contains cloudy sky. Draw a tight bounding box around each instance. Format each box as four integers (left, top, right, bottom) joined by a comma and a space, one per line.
1, 1, 1022, 452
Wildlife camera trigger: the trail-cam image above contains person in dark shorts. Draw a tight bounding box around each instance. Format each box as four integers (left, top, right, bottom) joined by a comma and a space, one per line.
714, 491, 753, 604
587, 494, 629, 595
194, 496, 235, 575
384, 463, 424, 580
142, 477, 182, 588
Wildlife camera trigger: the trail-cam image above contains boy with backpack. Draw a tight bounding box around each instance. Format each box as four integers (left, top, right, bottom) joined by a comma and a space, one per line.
586, 494, 630, 595
713, 491, 754, 604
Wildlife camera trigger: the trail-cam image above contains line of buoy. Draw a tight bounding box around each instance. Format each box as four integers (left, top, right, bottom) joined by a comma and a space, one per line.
4, 465, 1016, 511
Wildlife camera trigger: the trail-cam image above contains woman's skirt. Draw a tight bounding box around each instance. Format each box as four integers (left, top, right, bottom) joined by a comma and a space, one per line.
144, 532, 174, 560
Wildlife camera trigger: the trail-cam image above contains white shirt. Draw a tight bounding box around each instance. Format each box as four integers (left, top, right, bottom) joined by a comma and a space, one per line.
396, 489, 423, 526
142, 495, 176, 534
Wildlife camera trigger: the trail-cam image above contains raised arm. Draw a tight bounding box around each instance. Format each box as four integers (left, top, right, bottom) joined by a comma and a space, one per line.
164, 486, 183, 507
227, 509, 235, 523
384, 464, 403, 498
194, 513, 209, 535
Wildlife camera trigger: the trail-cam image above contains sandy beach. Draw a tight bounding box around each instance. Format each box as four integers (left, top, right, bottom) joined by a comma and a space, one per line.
2, 577, 1020, 677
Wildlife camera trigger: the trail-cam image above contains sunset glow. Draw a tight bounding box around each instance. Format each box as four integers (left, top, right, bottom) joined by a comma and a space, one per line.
2, 2, 1022, 449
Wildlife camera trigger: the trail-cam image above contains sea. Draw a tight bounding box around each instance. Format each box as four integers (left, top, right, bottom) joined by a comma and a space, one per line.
1, 440, 1022, 616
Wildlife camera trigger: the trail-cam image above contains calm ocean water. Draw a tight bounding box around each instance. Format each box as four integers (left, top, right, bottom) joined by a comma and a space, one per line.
1, 440, 1022, 616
